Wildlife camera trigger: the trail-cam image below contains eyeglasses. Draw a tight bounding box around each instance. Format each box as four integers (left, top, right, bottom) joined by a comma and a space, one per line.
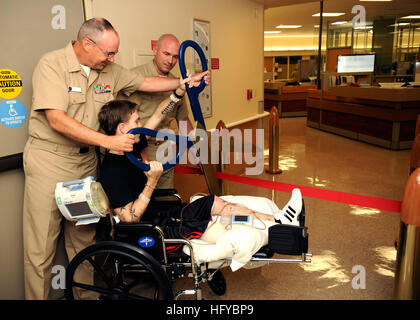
88, 38, 118, 59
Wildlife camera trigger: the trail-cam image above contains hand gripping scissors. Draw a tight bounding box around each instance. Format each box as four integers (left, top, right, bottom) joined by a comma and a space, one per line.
124, 40, 208, 172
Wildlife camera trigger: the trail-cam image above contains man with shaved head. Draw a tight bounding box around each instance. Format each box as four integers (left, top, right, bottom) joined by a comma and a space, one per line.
120, 34, 195, 189
23, 18, 209, 300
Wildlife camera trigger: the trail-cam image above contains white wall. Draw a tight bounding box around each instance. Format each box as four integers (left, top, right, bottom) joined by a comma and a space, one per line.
86, 0, 265, 129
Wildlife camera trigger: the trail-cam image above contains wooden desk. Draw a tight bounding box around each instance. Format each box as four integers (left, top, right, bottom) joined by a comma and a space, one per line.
264, 83, 317, 117
306, 87, 420, 150
329, 86, 420, 102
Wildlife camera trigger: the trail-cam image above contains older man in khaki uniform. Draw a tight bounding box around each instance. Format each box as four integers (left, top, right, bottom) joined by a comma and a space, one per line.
119, 34, 194, 189
23, 18, 209, 300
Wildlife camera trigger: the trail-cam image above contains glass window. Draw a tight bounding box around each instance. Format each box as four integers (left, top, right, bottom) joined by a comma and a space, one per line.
264, 0, 420, 86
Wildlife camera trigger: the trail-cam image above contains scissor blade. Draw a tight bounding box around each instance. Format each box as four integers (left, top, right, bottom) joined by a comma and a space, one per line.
195, 122, 222, 196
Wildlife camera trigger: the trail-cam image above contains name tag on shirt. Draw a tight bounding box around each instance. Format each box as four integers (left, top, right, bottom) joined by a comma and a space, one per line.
68, 86, 82, 93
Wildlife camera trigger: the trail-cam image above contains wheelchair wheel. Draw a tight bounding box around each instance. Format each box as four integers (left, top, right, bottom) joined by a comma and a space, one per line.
65, 241, 173, 300
208, 270, 226, 296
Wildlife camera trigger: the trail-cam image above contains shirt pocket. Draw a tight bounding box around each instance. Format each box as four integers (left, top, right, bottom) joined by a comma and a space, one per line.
67, 92, 87, 122
94, 92, 114, 105
68, 92, 86, 105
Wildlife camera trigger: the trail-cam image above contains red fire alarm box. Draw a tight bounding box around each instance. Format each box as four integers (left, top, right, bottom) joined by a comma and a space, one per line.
247, 89, 253, 100
211, 58, 219, 70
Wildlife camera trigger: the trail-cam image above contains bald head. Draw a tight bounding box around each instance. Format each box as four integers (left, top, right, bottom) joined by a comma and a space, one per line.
153, 34, 180, 76
157, 34, 180, 49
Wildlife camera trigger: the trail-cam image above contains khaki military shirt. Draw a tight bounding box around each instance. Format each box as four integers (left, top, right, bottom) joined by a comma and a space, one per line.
29, 41, 145, 148
118, 60, 189, 131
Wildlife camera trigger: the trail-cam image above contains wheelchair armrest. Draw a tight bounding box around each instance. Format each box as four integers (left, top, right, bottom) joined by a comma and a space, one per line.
152, 188, 178, 197
113, 221, 166, 262
115, 222, 156, 230
151, 189, 182, 203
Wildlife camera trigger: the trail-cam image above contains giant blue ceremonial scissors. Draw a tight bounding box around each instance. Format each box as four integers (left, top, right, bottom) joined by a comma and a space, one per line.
125, 40, 208, 171
178, 40, 208, 129
124, 127, 195, 171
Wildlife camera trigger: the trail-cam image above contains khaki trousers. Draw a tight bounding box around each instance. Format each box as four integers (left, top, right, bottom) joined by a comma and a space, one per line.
23, 138, 97, 300
146, 142, 174, 189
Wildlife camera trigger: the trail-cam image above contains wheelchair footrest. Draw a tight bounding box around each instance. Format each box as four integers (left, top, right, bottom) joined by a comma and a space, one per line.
268, 224, 308, 256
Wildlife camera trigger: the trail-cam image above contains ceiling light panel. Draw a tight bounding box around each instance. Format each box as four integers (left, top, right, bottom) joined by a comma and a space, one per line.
275, 25, 303, 28
312, 13, 345, 17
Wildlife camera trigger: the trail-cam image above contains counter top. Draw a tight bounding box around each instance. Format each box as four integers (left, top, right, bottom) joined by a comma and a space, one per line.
329, 86, 420, 102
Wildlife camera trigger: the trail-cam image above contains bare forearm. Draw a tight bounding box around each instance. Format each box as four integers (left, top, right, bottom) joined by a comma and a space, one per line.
142, 97, 171, 130
139, 70, 210, 93
139, 76, 180, 92
45, 109, 109, 147
45, 109, 135, 152
130, 182, 155, 221
143, 87, 186, 130
116, 178, 158, 223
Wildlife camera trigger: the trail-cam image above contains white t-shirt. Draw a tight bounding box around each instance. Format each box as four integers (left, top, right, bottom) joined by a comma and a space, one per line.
80, 64, 91, 77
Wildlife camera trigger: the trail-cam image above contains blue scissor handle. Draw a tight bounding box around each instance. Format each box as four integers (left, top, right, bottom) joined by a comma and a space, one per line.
125, 127, 195, 171
179, 40, 208, 129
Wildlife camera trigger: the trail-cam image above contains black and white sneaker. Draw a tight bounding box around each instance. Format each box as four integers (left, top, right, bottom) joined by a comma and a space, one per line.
274, 188, 302, 226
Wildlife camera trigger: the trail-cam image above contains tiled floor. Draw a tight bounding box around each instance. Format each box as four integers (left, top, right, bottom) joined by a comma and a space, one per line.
173, 117, 411, 300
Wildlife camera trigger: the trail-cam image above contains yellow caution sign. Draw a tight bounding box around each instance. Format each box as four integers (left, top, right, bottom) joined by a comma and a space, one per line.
0, 69, 23, 99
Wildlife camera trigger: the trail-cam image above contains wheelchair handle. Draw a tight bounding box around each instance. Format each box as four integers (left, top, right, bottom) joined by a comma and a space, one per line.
179, 40, 208, 129
124, 127, 195, 171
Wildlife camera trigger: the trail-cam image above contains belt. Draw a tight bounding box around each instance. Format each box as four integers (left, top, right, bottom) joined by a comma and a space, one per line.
79, 147, 91, 153
28, 137, 95, 155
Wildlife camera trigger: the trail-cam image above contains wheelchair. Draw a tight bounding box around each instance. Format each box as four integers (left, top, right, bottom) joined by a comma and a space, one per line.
65, 188, 311, 300
63, 39, 312, 300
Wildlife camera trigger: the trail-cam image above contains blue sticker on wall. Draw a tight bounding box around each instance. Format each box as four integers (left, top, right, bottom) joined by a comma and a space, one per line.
0, 99, 27, 128
138, 236, 155, 248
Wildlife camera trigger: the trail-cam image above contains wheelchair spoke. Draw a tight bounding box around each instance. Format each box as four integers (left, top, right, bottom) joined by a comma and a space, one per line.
87, 257, 114, 288
123, 276, 161, 300
124, 273, 155, 289
72, 281, 114, 296
125, 293, 153, 301
154, 287, 160, 300
66, 242, 174, 300
125, 278, 143, 291
117, 261, 125, 283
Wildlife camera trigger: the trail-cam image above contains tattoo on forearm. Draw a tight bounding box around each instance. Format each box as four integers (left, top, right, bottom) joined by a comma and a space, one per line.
130, 208, 139, 219
161, 100, 177, 115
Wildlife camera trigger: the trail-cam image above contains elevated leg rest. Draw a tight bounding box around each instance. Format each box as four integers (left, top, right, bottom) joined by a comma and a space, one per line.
268, 225, 309, 255
268, 199, 309, 255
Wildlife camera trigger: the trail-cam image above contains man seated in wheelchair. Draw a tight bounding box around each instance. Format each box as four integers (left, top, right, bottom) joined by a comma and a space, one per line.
97, 96, 304, 243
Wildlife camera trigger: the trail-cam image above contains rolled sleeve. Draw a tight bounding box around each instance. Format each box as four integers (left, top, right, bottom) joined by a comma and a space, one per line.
32, 58, 69, 112
113, 65, 145, 97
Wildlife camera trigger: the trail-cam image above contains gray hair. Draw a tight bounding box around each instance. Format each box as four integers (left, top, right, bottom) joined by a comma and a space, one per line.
77, 18, 117, 43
